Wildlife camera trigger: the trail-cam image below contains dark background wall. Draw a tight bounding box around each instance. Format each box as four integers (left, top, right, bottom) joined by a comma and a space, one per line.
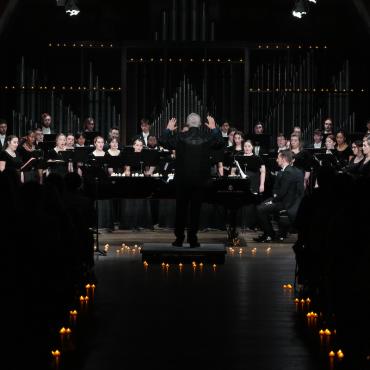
0, 0, 369, 142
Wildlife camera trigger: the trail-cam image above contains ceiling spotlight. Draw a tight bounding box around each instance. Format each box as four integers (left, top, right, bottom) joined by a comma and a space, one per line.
308, 0, 317, 3
65, 0, 80, 16
292, 0, 308, 18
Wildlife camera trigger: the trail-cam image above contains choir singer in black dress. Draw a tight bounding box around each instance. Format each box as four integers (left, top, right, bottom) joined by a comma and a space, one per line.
159, 113, 223, 247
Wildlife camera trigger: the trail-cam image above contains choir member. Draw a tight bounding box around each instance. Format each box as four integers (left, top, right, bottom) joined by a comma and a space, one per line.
221, 121, 230, 138
335, 129, 353, 167
0, 118, 7, 150
66, 133, 75, 149
323, 117, 334, 141
83, 117, 95, 132
75, 132, 87, 147
312, 129, 324, 149
358, 135, 370, 177
47, 133, 69, 176
276, 133, 289, 152
34, 128, 44, 147
134, 118, 152, 146
18, 130, 42, 183
40, 113, 54, 134
0, 135, 22, 174
106, 137, 121, 175
345, 140, 364, 177
290, 134, 311, 189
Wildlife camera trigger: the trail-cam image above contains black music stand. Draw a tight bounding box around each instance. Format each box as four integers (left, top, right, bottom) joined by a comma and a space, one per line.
84, 156, 108, 257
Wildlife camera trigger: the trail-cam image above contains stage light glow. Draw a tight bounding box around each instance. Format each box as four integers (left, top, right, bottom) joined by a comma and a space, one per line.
292, 0, 308, 18
65, 0, 80, 16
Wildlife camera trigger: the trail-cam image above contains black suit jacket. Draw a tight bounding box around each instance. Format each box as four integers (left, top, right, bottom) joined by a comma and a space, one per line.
273, 165, 304, 221
159, 127, 223, 186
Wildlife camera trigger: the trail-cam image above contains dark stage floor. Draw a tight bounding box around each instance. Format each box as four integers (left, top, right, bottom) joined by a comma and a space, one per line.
61, 230, 336, 370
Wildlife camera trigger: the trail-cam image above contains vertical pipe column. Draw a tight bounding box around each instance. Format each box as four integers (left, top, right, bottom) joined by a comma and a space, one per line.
171, 0, 177, 41
201, 1, 206, 41
243, 48, 250, 133
161, 11, 167, 41
191, 0, 197, 41
121, 46, 128, 144
181, 0, 187, 41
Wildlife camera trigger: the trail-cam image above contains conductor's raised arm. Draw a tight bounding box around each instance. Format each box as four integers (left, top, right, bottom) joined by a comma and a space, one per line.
158, 117, 178, 150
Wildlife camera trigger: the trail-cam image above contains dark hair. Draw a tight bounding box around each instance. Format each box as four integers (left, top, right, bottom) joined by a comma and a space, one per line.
313, 129, 322, 136
0, 118, 7, 125
335, 129, 348, 144
233, 131, 245, 146
326, 134, 336, 142
140, 118, 150, 125
84, 117, 95, 125
109, 127, 119, 132
278, 149, 293, 163
229, 127, 237, 133
66, 132, 74, 137
254, 121, 264, 128
75, 132, 86, 139
41, 113, 51, 120
4, 135, 18, 150
132, 138, 144, 145
108, 137, 119, 144
277, 132, 286, 138
26, 130, 34, 137
324, 117, 333, 123
353, 140, 363, 148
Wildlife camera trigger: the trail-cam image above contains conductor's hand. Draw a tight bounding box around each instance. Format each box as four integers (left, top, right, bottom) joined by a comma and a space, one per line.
167, 117, 177, 131
204, 115, 216, 130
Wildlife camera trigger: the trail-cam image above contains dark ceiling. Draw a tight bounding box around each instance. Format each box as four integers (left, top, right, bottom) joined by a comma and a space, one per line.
1, 0, 370, 47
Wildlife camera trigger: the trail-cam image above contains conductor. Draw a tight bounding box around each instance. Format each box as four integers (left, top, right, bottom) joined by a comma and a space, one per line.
160, 113, 223, 247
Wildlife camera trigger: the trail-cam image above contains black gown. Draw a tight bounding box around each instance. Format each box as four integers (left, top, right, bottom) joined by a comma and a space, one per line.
335, 145, 353, 169
358, 158, 370, 178
0, 150, 22, 182
0, 150, 22, 170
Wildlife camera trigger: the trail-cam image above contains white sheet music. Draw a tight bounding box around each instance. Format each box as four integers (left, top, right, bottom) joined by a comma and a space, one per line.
235, 160, 247, 179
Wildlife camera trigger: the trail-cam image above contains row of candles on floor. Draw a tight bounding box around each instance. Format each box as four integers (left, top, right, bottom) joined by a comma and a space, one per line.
228, 246, 272, 255
101, 244, 273, 257
283, 284, 345, 368
99, 243, 142, 255
143, 260, 217, 272
51, 283, 96, 368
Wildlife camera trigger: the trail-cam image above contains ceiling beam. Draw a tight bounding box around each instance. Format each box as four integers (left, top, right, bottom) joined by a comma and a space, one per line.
351, 0, 370, 37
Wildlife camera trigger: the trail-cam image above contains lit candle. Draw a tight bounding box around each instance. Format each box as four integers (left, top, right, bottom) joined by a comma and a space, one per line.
51, 349, 61, 368
59, 327, 66, 347
337, 350, 344, 359
178, 263, 183, 271
212, 264, 217, 271
69, 310, 78, 325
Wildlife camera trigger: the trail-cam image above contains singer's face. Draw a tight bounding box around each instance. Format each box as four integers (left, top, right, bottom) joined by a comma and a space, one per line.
133, 140, 143, 152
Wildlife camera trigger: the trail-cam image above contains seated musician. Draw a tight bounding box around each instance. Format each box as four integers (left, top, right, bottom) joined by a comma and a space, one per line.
232, 140, 266, 194
254, 149, 304, 243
